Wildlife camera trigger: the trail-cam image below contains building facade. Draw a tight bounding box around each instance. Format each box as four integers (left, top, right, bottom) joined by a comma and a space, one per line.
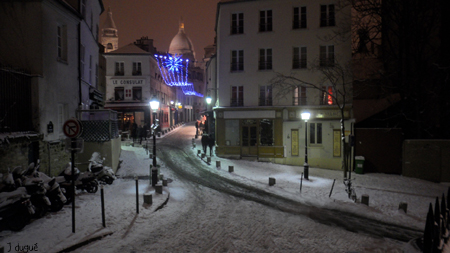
103, 42, 177, 134
0, 0, 105, 174
213, 0, 353, 170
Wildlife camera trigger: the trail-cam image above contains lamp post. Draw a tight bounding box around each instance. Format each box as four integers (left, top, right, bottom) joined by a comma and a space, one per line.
149, 96, 160, 169
301, 112, 311, 180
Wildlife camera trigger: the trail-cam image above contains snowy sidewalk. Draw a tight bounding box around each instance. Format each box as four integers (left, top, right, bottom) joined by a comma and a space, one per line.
189, 133, 450, 238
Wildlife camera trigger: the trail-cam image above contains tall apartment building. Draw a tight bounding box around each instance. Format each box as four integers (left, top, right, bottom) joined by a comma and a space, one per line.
213, 0, 352, 170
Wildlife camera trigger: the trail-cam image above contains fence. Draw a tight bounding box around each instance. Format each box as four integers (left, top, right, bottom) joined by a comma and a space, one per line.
76, 110, 119, 142
420, 188, 450, 252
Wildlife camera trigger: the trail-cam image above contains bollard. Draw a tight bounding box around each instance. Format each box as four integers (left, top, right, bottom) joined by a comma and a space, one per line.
300, 173, 303, 192
207, 157, 211, 163
329, 179, 336, 198
361, 194, 369, 206
155, 184, 163, 194
201, 153, 206, 159
228, 165, 234, 173
198, 150, 201, 155
101, 185, 105, 227
269, 177, 276, 186
135, 177, 139, 214
144, 193, 152, 204
216, 161, 221, 168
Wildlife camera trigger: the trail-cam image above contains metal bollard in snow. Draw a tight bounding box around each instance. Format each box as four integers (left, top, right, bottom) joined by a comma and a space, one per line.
228, 165, 234, 173
216, 161, 221, 168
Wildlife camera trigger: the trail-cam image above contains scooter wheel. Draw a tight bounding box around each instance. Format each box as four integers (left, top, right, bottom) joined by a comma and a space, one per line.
87, 183, 98, 193
50, 199, 65, 212
104, 176, 114, 185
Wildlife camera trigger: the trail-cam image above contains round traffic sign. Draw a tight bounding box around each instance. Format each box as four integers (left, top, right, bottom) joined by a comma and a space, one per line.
63, 118, 82, 138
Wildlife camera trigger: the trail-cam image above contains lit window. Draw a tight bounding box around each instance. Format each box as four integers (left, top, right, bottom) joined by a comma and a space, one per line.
321, 86, 334, 105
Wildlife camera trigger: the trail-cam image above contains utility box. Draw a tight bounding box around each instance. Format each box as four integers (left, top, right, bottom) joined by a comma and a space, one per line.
355, 156, 365, 174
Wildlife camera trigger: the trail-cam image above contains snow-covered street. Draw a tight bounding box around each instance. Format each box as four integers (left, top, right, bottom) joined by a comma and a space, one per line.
1, 123, 448, 252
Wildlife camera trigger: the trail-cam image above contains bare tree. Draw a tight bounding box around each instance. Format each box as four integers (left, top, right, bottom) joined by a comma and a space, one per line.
270, 59, 353, 179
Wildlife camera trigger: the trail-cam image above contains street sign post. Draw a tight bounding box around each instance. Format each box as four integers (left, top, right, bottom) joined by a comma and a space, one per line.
63, 118, 83, 233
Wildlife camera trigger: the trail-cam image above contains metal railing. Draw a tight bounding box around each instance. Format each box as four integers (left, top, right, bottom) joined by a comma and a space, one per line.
76, 110, 119, 142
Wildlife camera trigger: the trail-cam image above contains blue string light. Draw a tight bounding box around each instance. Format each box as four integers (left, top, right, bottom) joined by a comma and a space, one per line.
154, 53, 203, 97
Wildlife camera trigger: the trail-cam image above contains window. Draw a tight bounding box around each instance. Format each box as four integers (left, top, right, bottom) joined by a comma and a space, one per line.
293, 47, 307, 69
231, 13, 244, 34
310, 123, 322, 144
89, 55, 92, 84
107, 43, 113, 50
293, 7, 307, 29
260, 119, 273, 146
231, 86, 243, 106
115, 87, 124, 101
115, 62, 124, 76
293, 86, 307, 105
133, 62, 142, 76
57, 24, 67, 62
133, 87, 142, 101
231, 50, 244, 71
80, 44, 85, 79
259, 10, 272, 32
320, 45, 334, 67
259, 48, 272, 70
259, 85, 272, 106
320, 4, 335, 27
321, 86, 334, 105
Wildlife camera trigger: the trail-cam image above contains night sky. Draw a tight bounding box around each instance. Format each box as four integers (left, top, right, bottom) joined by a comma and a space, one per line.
99, 0, 220, 62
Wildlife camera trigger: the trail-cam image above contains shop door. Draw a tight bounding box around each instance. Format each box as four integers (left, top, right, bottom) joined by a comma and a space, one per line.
242, 125, 258, 156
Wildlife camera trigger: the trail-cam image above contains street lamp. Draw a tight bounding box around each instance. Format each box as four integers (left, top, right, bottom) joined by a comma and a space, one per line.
206, 96, 212, 107
301, 111, 311, 180
149, 96, 159, 186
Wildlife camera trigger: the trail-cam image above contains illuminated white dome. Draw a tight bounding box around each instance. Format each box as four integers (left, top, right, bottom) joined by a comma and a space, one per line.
168, 20, 196, 62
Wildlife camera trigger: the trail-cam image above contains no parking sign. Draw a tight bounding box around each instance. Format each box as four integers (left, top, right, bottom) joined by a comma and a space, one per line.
63, 118, 83, 139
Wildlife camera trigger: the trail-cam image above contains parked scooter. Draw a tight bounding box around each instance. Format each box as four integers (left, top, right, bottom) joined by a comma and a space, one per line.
88, 152, 116, 185
56, 163, 98, 204
17, 161, 67, 212
0, 187, 35, 231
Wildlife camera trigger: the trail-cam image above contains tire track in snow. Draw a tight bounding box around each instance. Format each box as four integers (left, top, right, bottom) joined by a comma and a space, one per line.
158, 129, 422, 243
